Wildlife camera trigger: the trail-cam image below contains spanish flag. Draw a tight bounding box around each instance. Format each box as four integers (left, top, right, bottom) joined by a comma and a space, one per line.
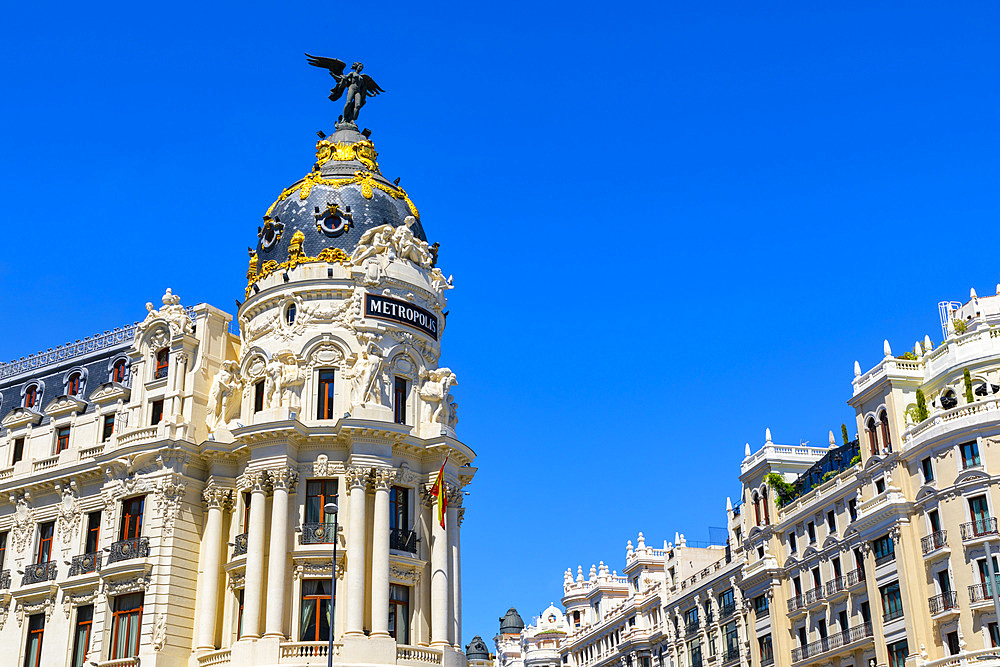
430, 455, 449, 528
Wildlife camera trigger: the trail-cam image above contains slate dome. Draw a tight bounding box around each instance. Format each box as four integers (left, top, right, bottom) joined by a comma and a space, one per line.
251, 121, 426, 273
499, 607, 525, 634
466, 636, 490, 660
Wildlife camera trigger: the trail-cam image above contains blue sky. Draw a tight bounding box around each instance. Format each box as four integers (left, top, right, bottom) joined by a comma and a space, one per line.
2, 0, 999, 643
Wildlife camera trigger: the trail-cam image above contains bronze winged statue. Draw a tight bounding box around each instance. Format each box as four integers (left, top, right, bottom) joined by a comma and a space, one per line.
305, 54, 385, 124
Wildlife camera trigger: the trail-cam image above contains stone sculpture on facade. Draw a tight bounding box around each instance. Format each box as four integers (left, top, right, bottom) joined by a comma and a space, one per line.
419, 367, 457, 424
207, 360, 241, 432
346, 339, 386, 408
264, 350, 303, 410
350, 217, 433, 268
137, 288, 193, 339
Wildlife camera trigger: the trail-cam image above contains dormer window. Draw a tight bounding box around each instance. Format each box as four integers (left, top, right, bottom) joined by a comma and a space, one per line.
67, 372, 81, 396
112, 359, 127, 383
154, 349, 169, 380
24, 385, 38, 409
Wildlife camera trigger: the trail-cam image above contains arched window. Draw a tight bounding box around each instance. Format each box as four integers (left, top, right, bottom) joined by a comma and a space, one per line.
761, 488, 770, 525
879, 410, 892, 453
154, 349, 169, 380
866, 418, 878, 456
24, 385, 37, 409
752, 492, 761, 526
285, 303, 296, 326
67, 372, 82, 396
112, 359, 127, 383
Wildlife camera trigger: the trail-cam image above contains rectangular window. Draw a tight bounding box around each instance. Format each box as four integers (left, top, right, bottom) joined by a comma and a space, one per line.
687, 638, 701, 667
961, 441, 982, 468
848, 498, 857, 522
253, 380, 265, 413
55, 426, 70, 453
300, 579, 332, 641
753, 595, 769, 614
23, 613, 44, 667
718, 588, 734, 613
102, 415, 115, 442
793, 576, 802, 597
990, 622, 999, 648
316, 370, 336, 420
807, 522, 816, 543
887, 640, 908, 667
154, 349, 169, 380
71, 605, 93, 667
827, 510, 836, 533
84, 511, 101, 554
150, 399, 164, 426
921, 457, 934, 483
237, 589, 245, 639
758, 635, 773, 663
36, 521, 54, 564
0, 531, 6, 570
788, 531, 796, 554
305, 479, 338, 527
389, 584, 410, 644
929, 509, 941, 533
119, 496, 144, 541
881, 582, 903, 621
875, 478, 886, 494
242, 492, 251, 533
111, 593, 143, 659
390, 486, 409, 531
12, 437, 24, 464
684, 607, 698, 626
872, 534, 895, 564
393, 377, 408, 424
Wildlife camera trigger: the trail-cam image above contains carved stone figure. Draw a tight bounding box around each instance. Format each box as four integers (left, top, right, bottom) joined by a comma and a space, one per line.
346, 340, 385, 408
351, 224, 394, 265
350, 217, 433, 269
207, 360, 241, 432
419, 367, 457, 424
305, 54, 385, 124
264, 351, 303, 410
135, 288, 193, 340
429, 267, 454, 293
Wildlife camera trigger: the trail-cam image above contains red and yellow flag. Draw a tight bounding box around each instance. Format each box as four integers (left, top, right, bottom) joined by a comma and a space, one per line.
430, 455, 449, 528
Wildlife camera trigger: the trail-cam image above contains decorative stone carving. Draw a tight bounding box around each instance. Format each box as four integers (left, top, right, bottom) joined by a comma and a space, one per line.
419, 367, 457, 425
202, 483, 234, 510
396, 463, 420, 486
429, 267, 454, 294
227, 572, 245, 591
345, 466, 369, 489
372, 468, 397, 491
152, 614, 167, 651
345, 338, 386, 408
293, 560, 344, 580
9, 492, 33, 555
269, 467, 299, 491
390, 564, 420, 584
237, 469, 270, 492
313, 454, 342, 478
155, 478, 186, 537
0, 600, 8, 630
16, 596, 54, 627
207, 360, 241, 432
55, 481, 81, 549
264, 350, 303, 410
62, 590, 99, 619
104, 574, 151, 598
136, 288, 193, 340
350, 217, 433, 268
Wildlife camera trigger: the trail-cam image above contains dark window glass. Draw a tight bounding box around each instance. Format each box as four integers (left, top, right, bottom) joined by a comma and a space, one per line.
758, 635, 772, 662
56, 426, 70, 453
990, 622, 999, 648
85, 512, 101, 554
875, 478, 886, 494
788, 532, 796, 553
150, 399, 164, 425
120, 496, 144, 541
866, 418, 878, 455
881, 582, 903, 621
390, 486, 409, 531
23, 613, 44, 667
848, 498, 857, 522
887, 640, 908, 667
305, 480, 338, 526
316, 370, 335, 420
807, 522, 816, 543
286, 304, 296, 325
393, 377, 408, 424
242, 492, 251, 533
962, 441, 982, 468
67, 373, 81, 396
111, 593, 143, 659
300, 579, 332, 641
37, 522, 54, 564
71, 605, 93, 667
389, 584, 410, 644
102, 414, 115, 442
254, 380, 264, 413
237, 589, 245, 639
154, 348, 169, 380
827, 511, 836, 533
12, 437, 24, 464
921, 457, 934, 483
0, 531, 6, 570
753, 595, 769, 614
970, 495, 991, 532
872, 534, 895, 563
879, 411, 892, 452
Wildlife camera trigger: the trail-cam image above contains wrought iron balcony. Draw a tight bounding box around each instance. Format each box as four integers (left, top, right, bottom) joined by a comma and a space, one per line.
787, 594, 806, 613
883, 606, 904, 622
826, 576, 847, 597
390, 528, 418, 553
301, 523, 337, 545
969, 577, 1000, 603
761, 656, 774, 667
874, 550, 896, 566
108, 537, 149, 564
803, 586, 825, 605
791, 624, 873, 662
929, 591, 958, 615
685, 617, 699, 633
961, 518, 998, 541
154, 365, 168, 380
22, 561, 56, 585
0, 569, 9, 590
718, 601, 736, 620
722, 646, 740, 664
69, 552, 102, 576
922, 531, 947, 554
233, 533, 248, 557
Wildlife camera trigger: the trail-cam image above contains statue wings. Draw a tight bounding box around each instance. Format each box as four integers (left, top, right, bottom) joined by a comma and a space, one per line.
305, 53, 347, 76
305, 53, 385, 100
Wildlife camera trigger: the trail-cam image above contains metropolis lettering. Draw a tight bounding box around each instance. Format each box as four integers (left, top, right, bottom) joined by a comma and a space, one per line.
364, 293, 439, 339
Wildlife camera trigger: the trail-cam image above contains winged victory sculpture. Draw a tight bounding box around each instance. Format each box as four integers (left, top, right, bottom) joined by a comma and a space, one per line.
306, 54, 385, 124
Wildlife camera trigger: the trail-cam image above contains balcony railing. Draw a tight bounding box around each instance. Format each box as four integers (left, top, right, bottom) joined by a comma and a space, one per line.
722, 647, 740, 664
788, 594, 806, 612
804, 586, 825, 605
0, 569, 9, 590
690, 655, 702, 667
108, 537, 149, 564
826, 576, 849, 597
922, 531, 947, 554
883, 607, 904, 622
718, 602, 736, 620
791, 624, 873, 662
761, 656, 774, 667
685, 618, 699, 633
22, 561, 56, 586
301, 523, 337, 545
233, 533, 248, 557
961, 518, 998, 541
969, 577, 1000, 603
390, 528, 418, 553
874, 550, 896, 566
928, 591, 958, 615
69, 552, 102, 576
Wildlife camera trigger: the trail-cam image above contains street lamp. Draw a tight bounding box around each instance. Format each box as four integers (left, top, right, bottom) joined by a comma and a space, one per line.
324, 500, 339, 667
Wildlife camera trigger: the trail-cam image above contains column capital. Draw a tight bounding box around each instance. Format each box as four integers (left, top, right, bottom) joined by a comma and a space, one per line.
372, 467, 397, 491
457, 507, 466, 526
237, 469, 270, 492
268, 466, 299, 491
202, 483, 234, 510
345, 466, 369, 489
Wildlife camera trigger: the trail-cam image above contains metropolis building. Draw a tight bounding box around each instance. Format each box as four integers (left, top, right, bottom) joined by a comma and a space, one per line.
501, 289, 1000, 667
0, 65, 473, 667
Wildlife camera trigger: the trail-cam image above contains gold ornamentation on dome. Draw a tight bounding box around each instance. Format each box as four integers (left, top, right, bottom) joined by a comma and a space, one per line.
264, 171, 419, 222
314, 139, 380, 173
246, 246, 352, 296
316, 247, 350, 263
287, 230, 306, 269
245, 248, 259, 298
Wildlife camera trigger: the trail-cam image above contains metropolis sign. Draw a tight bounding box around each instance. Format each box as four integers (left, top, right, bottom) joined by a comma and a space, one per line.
364, 293, 439, 339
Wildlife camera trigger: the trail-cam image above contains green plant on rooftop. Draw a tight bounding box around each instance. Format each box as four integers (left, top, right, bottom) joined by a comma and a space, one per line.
964, 368, 975, 404
915, 389, 929, 422
896, 351, 918, 360
841, 423, 849, 445
953, 319, 969, 335
765, 472, 798, 508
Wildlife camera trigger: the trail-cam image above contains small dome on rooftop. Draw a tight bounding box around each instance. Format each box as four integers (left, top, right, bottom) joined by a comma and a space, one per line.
499, 607, 525, 634
466, 635, 490, 660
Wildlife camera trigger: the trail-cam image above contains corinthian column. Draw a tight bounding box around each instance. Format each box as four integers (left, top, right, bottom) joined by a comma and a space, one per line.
264, 467, 297, 638
430, 484, 450, 647
241, 470, 270, 640
196, 483, 232, 651
371, 468, 396, 638
345, 466, 369, 636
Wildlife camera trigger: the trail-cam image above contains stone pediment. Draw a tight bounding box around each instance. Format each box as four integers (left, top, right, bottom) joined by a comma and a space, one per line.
1, 407, 42, 429
89, 382, 130, 405
43, 395, 87, 418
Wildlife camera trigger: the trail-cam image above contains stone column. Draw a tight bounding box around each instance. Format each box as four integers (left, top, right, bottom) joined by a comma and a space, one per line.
371, 468, 395, 638
196, 484, 232, 651
448, 496, 465, 648
345, 466, 369, 636
430, 484, 450, 647
241, 470, 270, 640
264, 467, 297, 639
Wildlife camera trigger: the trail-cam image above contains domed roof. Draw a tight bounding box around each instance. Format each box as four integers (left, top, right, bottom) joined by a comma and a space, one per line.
499, 607, 525, 634
251, 121, 426, 275
466, 635, 490, 660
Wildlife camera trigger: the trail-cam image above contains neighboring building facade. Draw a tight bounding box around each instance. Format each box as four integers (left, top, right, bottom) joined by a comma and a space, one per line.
503, 289, 1000, 667
0, 102, 473, 666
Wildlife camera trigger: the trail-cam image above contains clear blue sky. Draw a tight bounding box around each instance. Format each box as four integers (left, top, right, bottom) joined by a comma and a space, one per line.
2, 0, 999, 643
